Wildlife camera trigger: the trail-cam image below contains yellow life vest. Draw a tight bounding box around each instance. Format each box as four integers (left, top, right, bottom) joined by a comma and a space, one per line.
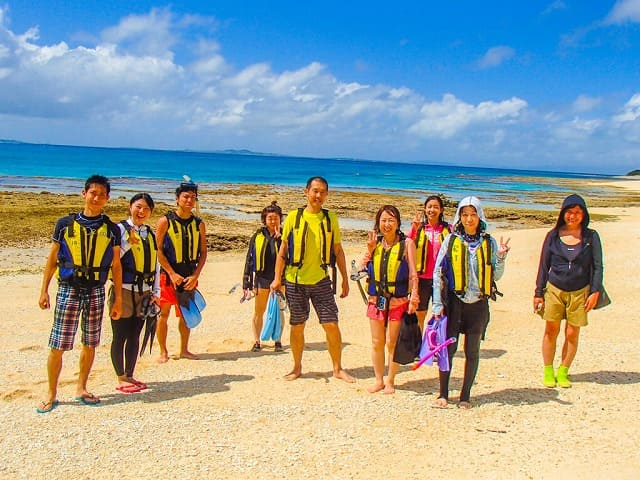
164, 211, 201, 275
414, 224, 450, 274
252, 229, 269, 273
287, 208, 334, 269
367, 236, 409, 297
57, 215, 113, 284
120, 222, 157, 287
448, 234, 493, 297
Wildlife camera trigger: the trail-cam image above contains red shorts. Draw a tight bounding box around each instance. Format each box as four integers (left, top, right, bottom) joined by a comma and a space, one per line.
159, 272, 199, 317
366, 301, 408, 322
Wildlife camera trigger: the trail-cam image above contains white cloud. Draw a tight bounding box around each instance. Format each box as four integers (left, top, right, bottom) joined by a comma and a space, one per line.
552, 116, 602, 141
603, 0, 640, 25
542, 1, 567, 15
572, 95, 601, 113
613, 93, 640, 122
101, 7, 176, 59
409, 94, 527, 138
477, 46, 515, 69
335, 82, 368, 98
0, 8, 637, 172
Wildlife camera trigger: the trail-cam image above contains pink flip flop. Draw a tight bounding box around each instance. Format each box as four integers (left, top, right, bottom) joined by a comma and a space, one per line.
115, 384, 142, 394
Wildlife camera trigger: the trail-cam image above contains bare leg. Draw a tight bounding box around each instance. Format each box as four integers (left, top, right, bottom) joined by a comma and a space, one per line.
384, 320, 402, 394
284, 323, 305, 380
76, 345, 97, 399
542, 321, 560, 366
178, 316, 198, 359
368, 319, 385, 393
323, 322, 355, 383
44, 348, 63, 405
416, 310, 427, 333
560, 323, 580, 368
156, 304, 171, 363
252, 289, 269, 343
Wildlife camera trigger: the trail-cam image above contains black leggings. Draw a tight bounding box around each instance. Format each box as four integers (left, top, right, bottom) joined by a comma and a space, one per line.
111, 316, 145, 377
438, 296, 488, 402
438, 333, 482, 402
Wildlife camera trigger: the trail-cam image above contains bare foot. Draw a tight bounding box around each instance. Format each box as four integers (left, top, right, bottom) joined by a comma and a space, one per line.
179, 351, 200, 360
367, 382, 385, 393
156, 353, 169, 364
284, 370, 302, 381
434, 397, 448, 408
383, 384, 396, 394
333, 369, 356, 383
457, 401, 472, 410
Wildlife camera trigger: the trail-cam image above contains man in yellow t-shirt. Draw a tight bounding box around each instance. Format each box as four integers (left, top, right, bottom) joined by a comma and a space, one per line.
271, 176, 355, 383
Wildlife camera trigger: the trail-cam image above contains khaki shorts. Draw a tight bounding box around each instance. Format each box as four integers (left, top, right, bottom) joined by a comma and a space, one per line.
108, 285, 150, 319
541, 283, 589, 327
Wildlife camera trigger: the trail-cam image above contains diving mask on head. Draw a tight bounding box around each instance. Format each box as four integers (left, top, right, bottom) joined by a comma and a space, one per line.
180, 175, 198, 197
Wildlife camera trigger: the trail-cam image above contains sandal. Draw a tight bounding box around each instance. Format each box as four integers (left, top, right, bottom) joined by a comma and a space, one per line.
36, 399, 59, 414
251, 342, 262, 352
274, 342, 283, 352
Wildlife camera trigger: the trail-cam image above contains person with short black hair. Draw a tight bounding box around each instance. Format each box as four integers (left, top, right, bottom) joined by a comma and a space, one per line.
270, 177, 354, 383
155, 179, 207, 363
37, 174, 122, 413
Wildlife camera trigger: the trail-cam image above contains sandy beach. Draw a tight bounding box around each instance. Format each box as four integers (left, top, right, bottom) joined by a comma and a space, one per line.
2, 180, 640, 479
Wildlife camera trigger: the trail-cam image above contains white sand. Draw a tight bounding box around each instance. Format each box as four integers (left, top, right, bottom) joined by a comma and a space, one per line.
1, 198, 639, 479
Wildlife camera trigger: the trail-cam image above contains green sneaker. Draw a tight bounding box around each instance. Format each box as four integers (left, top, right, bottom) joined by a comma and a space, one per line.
543, 365, 556, 388
556, 365, 572, 388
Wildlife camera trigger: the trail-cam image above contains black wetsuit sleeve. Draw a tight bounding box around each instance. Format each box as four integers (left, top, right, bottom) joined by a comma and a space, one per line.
534, 231, 552, 297
243, 232, 257, 290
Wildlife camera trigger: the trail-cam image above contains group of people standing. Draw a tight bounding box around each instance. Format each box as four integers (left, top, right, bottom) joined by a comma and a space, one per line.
36, 174, 605, 414
36, 175, 206, 413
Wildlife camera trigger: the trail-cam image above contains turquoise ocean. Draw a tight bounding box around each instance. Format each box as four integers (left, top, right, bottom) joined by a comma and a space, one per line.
0, 141, 616, 212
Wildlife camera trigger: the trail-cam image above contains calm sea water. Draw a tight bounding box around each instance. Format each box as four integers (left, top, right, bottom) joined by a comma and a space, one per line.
0, 141, 615, 210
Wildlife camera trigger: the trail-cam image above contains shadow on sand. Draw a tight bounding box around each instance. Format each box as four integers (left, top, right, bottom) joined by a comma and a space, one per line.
566, 370, 640, 385
97, 374, 254, 405
194, 341, 351, 362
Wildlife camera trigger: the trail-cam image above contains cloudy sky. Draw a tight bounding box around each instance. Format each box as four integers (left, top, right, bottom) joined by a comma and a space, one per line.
1, 1, 639, 174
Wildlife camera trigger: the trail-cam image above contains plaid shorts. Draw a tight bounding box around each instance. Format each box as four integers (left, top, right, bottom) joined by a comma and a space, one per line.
48, 283, 105, 350
284, 277, 339, 325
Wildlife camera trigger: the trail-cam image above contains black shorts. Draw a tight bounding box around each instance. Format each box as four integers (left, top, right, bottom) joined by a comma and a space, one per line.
417, 278, 434, 312
254, 275, 273, 290
447, 294, 489, 338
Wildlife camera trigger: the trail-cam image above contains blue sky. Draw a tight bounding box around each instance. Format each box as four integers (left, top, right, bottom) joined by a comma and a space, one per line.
1, 1, 639, 174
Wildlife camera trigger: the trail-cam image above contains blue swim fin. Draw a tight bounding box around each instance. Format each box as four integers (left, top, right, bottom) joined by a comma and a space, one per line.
193, 289, 206, 312
260, 292, 279, 341
180, 298, 202, 329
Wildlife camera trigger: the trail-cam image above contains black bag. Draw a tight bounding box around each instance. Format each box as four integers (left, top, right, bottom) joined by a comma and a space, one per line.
393, 312, 422, 365
594, 286, 611, 310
